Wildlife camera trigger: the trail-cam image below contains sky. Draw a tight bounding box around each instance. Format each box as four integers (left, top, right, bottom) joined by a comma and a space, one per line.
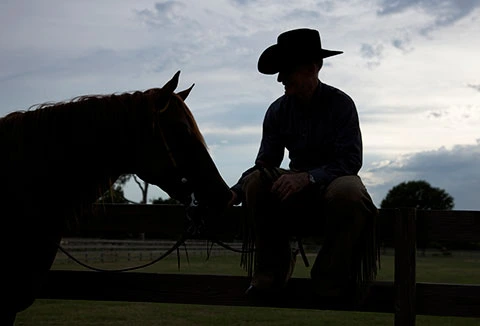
1, 0, 479, 210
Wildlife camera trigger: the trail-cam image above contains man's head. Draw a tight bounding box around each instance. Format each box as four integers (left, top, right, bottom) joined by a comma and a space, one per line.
277, 62, 320, 98
257, 28, 342, 75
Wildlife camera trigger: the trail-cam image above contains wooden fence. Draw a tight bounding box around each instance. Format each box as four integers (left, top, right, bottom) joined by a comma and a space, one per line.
38, 204, 480, 326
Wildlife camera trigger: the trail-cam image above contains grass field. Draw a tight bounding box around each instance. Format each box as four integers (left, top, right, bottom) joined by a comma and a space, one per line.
15, 250, 480, 326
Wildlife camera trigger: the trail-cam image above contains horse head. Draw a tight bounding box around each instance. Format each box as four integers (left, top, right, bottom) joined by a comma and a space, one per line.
134, 71, 232, 217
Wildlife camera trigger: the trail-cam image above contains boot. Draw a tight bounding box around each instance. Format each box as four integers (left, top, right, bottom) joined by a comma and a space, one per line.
246, 248, 298, 295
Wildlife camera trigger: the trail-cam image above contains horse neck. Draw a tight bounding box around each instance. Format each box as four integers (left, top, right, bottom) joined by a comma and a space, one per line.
15, 96, 139, 179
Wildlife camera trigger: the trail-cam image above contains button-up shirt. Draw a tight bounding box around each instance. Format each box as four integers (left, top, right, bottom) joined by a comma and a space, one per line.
232, 80, 362, 196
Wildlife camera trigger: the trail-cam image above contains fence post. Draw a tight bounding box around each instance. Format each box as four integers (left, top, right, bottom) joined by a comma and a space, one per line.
394, 207, 417, 326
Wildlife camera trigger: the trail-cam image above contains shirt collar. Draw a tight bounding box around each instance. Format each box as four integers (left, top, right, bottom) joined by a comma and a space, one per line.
290, 80, 323, 111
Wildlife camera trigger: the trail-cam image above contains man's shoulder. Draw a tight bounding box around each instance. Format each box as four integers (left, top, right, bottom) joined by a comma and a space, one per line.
319, 82, 355, 106
267, 94, 289, 111
320, 82, 352, 98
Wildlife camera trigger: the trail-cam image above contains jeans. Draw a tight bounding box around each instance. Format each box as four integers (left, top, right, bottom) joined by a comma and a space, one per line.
241, 167, 379, 292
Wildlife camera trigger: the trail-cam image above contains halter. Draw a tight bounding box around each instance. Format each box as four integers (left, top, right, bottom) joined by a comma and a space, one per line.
157, 95, 217, 237
158, 97, 178, 169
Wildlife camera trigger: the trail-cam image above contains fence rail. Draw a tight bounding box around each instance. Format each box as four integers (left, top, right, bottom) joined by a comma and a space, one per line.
39, 204, 480, 326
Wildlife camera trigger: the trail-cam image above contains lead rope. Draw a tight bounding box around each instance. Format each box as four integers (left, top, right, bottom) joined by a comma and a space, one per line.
56, 195, 254, 273
56, 234, 189, 273
56, 196, 194, 272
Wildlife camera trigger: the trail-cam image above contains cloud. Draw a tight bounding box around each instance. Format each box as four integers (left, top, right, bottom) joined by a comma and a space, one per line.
136, 1, 189, 27
377, 0, 480, 34
364, 140, 480, 210
467, 83, 480, 92
230, 0, 257, 5
359, 43, 384, 68
391, 35, 413, 53
283, 8, 321, 21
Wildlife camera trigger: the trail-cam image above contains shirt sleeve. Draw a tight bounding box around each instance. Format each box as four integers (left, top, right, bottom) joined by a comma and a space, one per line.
255, 103, 285, 168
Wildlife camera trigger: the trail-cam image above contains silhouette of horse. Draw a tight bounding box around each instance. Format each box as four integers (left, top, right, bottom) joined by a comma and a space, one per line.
0, 71, 232, 325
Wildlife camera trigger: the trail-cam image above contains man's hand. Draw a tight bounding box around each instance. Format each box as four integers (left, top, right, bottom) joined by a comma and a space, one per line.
271, 172, 310, 201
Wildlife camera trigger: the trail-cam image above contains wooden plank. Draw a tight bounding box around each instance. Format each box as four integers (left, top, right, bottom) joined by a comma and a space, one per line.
81, 204, 186, 234
417, 210, 480, 243
38, 271, 480, 318
416, 282, 480, 317
78, 205, 480, 244
80, 204, 400, 243
39, 270, 394, 313
79, 204, 246, 240
394, 208, 417, 326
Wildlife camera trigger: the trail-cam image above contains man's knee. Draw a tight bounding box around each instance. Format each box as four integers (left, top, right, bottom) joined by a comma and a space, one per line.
242, 170, 265, 191
242, 168, 281, 203
325, 175, 365, 204
323, 176, 377, 224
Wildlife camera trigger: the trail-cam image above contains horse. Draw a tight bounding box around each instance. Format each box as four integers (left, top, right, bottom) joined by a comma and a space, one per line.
0, 71, 232, 325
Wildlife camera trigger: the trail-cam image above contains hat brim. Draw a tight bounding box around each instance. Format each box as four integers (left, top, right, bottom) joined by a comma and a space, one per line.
258, 44, 343, 75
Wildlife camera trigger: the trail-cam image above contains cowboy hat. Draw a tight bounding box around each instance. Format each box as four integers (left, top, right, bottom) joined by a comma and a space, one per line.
257, 28, 343, 75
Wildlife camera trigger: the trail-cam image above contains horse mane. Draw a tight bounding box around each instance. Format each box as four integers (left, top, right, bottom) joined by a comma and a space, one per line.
0, 88, 207, 149
1, 92, 142, 134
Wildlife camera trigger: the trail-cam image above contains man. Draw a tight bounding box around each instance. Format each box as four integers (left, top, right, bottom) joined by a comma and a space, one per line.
229, 28, 379, 300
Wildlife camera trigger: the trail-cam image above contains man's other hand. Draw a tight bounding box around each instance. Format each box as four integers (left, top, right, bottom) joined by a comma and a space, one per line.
271, 172, 309, 201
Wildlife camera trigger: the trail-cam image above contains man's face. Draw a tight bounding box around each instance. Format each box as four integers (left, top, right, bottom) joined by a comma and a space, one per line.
277, 63, 315, 97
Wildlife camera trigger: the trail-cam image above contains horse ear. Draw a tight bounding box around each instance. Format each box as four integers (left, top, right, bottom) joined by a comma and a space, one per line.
177, 84, 195, 101
162, 70, 180, 94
